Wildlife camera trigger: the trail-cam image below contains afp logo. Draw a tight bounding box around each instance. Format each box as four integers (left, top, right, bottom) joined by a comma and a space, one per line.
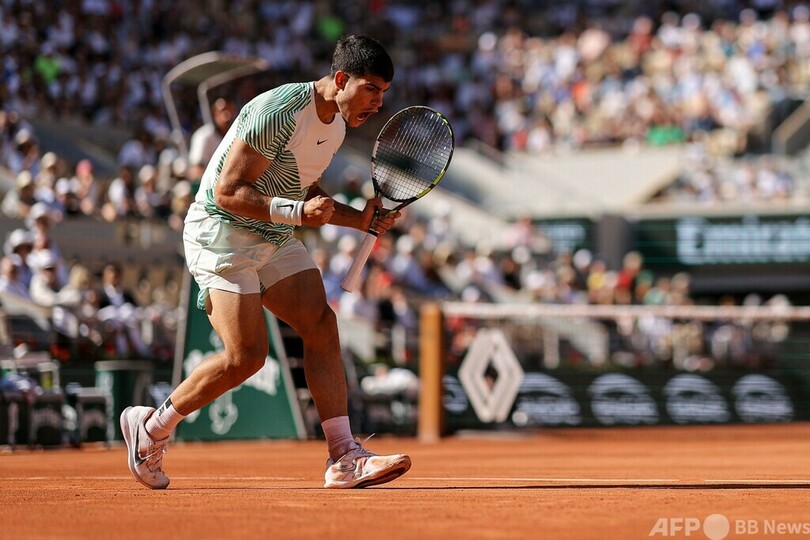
650, 514, 730, 539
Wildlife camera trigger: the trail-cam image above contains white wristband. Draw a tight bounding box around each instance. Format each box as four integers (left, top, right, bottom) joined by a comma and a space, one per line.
269, 197, 304, 226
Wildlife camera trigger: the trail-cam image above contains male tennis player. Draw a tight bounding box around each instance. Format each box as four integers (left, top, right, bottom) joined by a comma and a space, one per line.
121, 35, 410, 489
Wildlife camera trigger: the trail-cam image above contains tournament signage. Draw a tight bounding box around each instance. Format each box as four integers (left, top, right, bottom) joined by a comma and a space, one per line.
443, 329, 807, 430
176, 278, 305, 440
458, 328, 523, 423
535, 218, 594, 255
676, 216, 810, 265
638, 213, 810, 267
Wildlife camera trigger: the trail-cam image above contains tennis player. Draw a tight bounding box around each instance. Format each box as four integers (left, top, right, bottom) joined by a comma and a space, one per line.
121, 35, 410, 489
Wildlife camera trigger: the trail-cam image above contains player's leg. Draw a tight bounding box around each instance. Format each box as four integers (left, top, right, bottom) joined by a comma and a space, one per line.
121, 289, 268, 489
262, 269, 348, 435
171, 289, 269, 412
262, 268, 411, 488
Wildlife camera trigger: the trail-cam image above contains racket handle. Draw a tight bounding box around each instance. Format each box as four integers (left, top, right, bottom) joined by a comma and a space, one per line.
340, 232, 377, 292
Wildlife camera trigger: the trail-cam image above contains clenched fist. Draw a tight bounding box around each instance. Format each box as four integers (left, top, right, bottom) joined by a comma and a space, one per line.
302, 195, 335, 226
363, 197, 400, 234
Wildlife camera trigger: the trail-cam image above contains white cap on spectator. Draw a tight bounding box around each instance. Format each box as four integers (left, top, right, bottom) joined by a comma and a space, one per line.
41, 152, 58, 169
14, 129, 34, 146
28, 201, 64, 227
525, 270, 546, 290
31, 249, 58, 271
172, 180, 192, 198
29, 202, 51, 222
511, 246, 531, 265
396, 235, 414, 254
16, 171, 34, 189
138, 164, 157, 183
573, 249, 592, 270
55, 177, 72, 195
5, 229, 34, 255
682, 12, 701, 30
338, 235, 358, 254
171, 157, 187, 178
461, 285, 482, 302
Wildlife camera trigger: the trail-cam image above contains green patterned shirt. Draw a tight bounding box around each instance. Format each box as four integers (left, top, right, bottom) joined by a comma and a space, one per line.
189, 81, 346, 245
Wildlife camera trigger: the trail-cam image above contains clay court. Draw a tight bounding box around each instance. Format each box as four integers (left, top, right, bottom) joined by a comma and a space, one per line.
2, 422, 809, 539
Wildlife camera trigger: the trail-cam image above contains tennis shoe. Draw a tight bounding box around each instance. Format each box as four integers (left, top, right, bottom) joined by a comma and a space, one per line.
120, 406, 170, 490
324, 436, 411, 488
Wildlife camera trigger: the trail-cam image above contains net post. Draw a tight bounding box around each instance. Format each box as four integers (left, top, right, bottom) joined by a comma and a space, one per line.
418, 302, 444, 443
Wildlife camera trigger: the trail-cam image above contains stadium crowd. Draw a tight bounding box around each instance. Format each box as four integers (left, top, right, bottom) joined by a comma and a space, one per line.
0, 0, 807, 367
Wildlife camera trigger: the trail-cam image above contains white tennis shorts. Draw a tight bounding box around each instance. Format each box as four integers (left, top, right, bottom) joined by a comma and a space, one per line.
183, 211, 316, 310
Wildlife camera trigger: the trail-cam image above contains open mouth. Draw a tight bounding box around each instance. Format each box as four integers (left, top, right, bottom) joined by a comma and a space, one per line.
357, 110, 377, 122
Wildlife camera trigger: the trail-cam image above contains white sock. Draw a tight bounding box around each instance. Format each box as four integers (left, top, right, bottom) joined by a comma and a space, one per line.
145, 398, 186, 440
321, 416, 356, 461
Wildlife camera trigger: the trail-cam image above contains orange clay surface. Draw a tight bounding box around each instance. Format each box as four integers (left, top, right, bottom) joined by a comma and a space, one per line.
2, 423, 809, 540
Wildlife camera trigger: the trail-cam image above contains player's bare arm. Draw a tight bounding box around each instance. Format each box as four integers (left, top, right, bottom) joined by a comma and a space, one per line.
306, 183, 400, 233
213, 138, 274, 220
213, 138, 335, 225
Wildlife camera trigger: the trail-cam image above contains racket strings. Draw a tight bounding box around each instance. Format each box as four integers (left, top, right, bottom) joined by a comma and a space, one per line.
373, 111, 453, 201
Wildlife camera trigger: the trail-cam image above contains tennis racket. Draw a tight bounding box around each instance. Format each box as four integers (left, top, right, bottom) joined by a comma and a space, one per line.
340, 106, 455, 292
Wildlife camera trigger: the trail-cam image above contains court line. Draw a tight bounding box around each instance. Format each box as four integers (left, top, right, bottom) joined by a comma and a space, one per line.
409, 477, 680, 483
6, 476, 810, 484
704, 479, 810, 484
2, 476, 306, 481
4, 476, 678, 482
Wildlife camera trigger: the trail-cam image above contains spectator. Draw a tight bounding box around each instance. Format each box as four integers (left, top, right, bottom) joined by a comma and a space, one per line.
26, 202, 68, 285
101, 165, 137, 222
55, 263, 102, 351
187, 97, 236, 181
312, 246, 342, 307
615, 251, 644, 304
329, 235, 359, 279
34, 152, 64, 214
339, 269, 380, 324
0, 256, 31, 301
96, 262, 150, 358
134, 164, 170, 218
388, 234, 432, 293
4, 228, 35, 289
28, 251, 65, 307
117, 128, 155, 171
168, 179, 193, 232
70, 159, 101, 217
1, 170, 37, 219
7, 128, 40, 175
55, 176, 80, 216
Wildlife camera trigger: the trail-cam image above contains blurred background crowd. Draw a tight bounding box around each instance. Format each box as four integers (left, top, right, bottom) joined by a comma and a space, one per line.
1, 0, 809, 370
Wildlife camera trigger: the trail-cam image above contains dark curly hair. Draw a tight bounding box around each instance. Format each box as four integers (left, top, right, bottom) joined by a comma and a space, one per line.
330, 35, 394, 83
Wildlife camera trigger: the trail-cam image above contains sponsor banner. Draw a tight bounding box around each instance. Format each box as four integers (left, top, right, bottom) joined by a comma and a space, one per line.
637, 214, 810, 268
534, 218, 594, 255
442, 367, 808, 431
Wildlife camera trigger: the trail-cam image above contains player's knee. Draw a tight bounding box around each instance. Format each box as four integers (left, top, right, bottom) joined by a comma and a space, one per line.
228, 341, 268, 377
301, 306, 338, 342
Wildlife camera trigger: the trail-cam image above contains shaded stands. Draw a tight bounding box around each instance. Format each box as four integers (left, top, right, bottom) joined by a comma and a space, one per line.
0, 215, 185, 308
0, 215, 183, 374
0, 213, 182, 450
